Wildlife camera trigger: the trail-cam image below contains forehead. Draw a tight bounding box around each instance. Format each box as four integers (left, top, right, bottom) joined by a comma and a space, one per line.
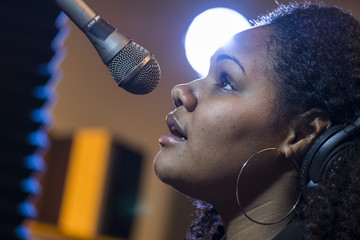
217, 25, 273, 56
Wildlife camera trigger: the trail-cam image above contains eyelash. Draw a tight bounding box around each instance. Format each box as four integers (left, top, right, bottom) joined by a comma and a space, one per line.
216, 71, 234, 91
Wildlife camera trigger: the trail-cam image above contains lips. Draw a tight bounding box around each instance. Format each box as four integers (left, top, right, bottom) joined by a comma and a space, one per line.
158, 112, 187, 146
166, 113, 187, 140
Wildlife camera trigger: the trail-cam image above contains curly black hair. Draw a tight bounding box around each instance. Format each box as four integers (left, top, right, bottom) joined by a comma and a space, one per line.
185, 2, 360, 240
186, 200, 225, 240
263, 2, 360, 125
264, 3, 360, 239
298, 140, 360, 240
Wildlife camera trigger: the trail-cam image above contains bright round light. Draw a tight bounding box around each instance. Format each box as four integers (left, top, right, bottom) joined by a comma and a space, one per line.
185, 8, 251, 76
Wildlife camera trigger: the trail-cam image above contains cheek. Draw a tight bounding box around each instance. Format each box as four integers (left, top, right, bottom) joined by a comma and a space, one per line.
187, 106, 250, 172
191, 102, 271, 148
189, 100, 280, 168
191, 103, 243, 140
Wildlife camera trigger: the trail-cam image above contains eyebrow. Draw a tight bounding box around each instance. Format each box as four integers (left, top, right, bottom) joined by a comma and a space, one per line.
216, 54, 245, 73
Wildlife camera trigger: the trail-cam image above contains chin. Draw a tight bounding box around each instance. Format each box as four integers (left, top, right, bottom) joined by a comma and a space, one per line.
153, 154, 189, 194
153, 150, 176, 184
153, 150, 217, 201
154, 164, 206, 202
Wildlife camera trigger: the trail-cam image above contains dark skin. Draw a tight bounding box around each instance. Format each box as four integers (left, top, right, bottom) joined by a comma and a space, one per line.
154, 25, 331, 239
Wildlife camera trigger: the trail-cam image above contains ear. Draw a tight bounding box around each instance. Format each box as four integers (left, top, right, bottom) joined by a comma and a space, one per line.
279, 108, 331, 162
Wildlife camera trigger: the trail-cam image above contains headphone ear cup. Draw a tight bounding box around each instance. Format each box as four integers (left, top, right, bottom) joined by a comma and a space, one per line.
299, 125, 344, 190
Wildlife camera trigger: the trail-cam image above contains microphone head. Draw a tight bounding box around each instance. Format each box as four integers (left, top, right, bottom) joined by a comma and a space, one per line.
107, 41, 161, 95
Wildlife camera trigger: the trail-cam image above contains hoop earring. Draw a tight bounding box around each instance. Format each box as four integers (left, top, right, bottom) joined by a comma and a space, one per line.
236, 148, 300, 225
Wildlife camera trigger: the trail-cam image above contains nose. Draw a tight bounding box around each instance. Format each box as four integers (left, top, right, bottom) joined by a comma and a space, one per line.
171, 81, 198, 112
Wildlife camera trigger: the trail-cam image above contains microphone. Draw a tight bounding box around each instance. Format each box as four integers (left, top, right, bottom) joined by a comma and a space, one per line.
54, 0, 160, 94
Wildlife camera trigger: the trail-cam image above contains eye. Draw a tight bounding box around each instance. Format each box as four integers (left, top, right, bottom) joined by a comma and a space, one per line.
216, 71, 234, 91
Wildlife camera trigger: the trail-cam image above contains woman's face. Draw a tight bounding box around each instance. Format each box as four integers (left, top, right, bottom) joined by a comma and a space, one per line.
154, 26, 290, 203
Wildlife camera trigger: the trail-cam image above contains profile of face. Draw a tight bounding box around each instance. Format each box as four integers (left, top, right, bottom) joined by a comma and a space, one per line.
154, 25, 295, 210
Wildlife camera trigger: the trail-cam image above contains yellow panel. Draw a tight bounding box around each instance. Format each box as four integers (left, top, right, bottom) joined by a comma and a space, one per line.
58, 128, 112, 239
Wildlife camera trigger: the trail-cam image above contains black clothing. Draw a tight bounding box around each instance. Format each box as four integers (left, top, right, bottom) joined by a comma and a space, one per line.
273, 220, 303, 240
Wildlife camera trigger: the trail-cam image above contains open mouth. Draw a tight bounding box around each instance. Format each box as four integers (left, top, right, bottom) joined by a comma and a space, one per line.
166, 114, 187, 140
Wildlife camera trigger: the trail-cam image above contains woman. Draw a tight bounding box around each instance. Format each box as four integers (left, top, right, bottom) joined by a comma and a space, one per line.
154, 2, 360, 239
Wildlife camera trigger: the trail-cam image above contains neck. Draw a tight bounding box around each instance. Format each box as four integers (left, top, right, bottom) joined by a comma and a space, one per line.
208, 162, 299, 239
213, 172, 298, 239
224, 204, 292, 240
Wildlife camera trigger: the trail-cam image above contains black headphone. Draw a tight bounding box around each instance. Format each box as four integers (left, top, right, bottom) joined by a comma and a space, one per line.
299, 117, 360, 190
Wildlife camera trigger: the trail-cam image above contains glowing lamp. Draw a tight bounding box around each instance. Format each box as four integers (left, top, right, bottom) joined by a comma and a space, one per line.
185, 8, 251, 76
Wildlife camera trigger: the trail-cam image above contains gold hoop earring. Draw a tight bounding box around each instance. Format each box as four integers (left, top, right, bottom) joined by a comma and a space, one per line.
236, 148, 300, 225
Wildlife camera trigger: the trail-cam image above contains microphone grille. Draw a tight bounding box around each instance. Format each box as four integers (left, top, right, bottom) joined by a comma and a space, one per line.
107, 41, 161, 95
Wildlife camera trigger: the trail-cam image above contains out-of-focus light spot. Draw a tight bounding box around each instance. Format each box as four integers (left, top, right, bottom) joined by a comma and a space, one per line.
14, 225, 30, 239
53, 12, 70, 51
18, 201, 37, 218
185, 8, 251, 76
33, 85, 55, 100
21, 177, 41, 194
24, 154, 46, 171
30, 108, 53, 125
27, 130, 49, 148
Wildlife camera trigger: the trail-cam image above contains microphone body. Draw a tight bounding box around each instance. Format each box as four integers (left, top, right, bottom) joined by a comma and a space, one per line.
55, 0, 160, 94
